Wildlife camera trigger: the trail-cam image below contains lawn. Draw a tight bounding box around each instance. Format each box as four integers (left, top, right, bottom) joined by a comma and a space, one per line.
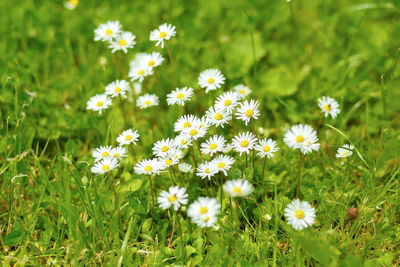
1, 0, 400, 266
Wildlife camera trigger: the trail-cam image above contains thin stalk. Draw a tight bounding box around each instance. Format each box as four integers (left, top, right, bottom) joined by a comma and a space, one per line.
195, 139, 204, 163
175, 210, 185, 265
251, 120, 256, 170
232, 112, 235, 136
119, 96, 129, 128
165, 42, 176, 89
219, 172, 224, 205
168, 168, 176, 186
391, 47, 400, 80
296, 151, 304, 198
182, 105, 187, 115
148, 175, 155, 219
189, 146, 198, 169
245, 153, 248, 168
272, 183, 278, 267
117, 217, 134, 267
262, 157, 267, 180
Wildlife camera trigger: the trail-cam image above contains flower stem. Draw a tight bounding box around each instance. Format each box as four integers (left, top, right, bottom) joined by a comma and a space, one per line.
296, 151, 305, 198
189, 146, 198, 169
165, 42, 176, 89
168, 168, 176, 186
175, 210, 185, 265
195, 139, 204, 163
232, 112, 235, 136
148, 175, 155, 219
219, 172, 224, 204
262, 157, 267, 180
119, 96, 129, 128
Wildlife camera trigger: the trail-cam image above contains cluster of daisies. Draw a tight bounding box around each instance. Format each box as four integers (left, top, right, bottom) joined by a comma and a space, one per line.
88, 21, 355, 232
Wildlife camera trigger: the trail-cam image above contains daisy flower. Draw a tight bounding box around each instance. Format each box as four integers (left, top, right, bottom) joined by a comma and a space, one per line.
153, 138, 176, 157
109, 31, 136, 53
300, 136, 320, 154
232, 132, 258, 156
284, 124, 318, 150
284, 199, 316, 231
211, 155, 234, 176
116, 129, 140, 146
143, 52, 164, 68
174, 114, 198, 133
198, 69, 225, 93
158, 186, 188, 211
336, 144, 354, 158
318, 96, 340, 119
188, 197, 220, 228
166, 87, 194, 106
132, 82, 142, 95
215, 91, 241, 113
92, 146, 113, 162
94, 21, 121, 42
233, 84, 251, 99
86, 94, 112, 114
221, 143, 233, 153
183, 119, 208, 140
223, 179, 253, 198
178, 163, 193, 173
134, 159, 162, 176
105, 79, 130, 98
65, 0, 79, 10
200, 135, 226, 156
150, 23, 176, 48
255, 138, 280, 158
91, 158, 119, 175
205, 106, 231, 128
236, 99, 260, 126
174, 133, 192, 149
137, 94, 159, 109
129, 65, 153, 83
110, 146, 127, 160
196, 162, 218, 180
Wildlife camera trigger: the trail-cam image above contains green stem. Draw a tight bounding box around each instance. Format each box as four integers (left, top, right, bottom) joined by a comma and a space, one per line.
165, 41, 176, 89
175, 210, 185, 265
168, 168, 177, 186
195, 140, 204, 163
262, 157, 267, 180
148, 175, 155, 219
296, 151, 304, 199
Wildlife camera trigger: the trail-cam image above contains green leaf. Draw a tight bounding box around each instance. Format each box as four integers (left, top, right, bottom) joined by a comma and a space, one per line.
117, 178, 143, 193
4, 230, 25, 246
259, 67, 298, 96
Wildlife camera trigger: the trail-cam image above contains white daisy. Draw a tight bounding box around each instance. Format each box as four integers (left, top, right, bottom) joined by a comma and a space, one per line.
188, 197, 220, 228
215, 91, 241, 113
284, 199, 316, 231
134, 159, 162, 175
255, 138, 280, 158
196, 161, 218, 180
109, 31, 136, 53
205, 106, 231, 128
318, 96, 340, 119
233, 84, 251, 99
105, 79, 130, 98
223, 179, 253, 198
116, 129, 140, 146
129, 65, 153, 83
232, 132, 258, 156
198, 69, 225, 93
183, 119, 208, 140
91, 157, 119, 175
300, 136, 320, 154
86, 94, 112, 114
64, 0, 79, 10
284, 124, 318, 150
137, 94, 159, 109
211, 155, 234, 176
178, 163, 193, 173
150, 23, 176, 48
153, 138, 177, 158
92, 145, 113, 162
143, 52, 164, 68
200, 135, 226, 156
236, 99, 260, 126
94, 21, 121, 42
174, 114, 198, 133
174, 133, 192, 149
166, 87, 194, 106
221, 143, 234, 153
158, 186, 188, 211
110, 146, 127, 160
336, 144, 354, 158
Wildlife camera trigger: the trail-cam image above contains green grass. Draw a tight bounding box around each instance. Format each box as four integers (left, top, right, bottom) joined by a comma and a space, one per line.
1, 0, 400, 265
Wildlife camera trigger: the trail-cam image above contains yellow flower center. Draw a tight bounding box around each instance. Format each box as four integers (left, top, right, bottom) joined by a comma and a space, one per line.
144, 100, 151, 106
263, 146, 271, 152
105, 29, 113, 36
296, 135, 305, 143
241, 140, 249, 147
144, 165, 153, 172
148, 60, 155, 67
190, 129, 198, 136
245, 109, 254, 117
118, 39, 127, 47
114, 87, 121, 93
209, 143, 217, 150
69, 0, 79, 7
343, 151, 349, 155
214, 113, 223, 121
113, 153, 120, 158
176, 93, 185, 99
224, 99, 232, 106
207, 78, 215, 84
96, 101, 104, 107
200, 206, 208, 214
125, 135, 132, 141
180, 140, 187, 145
217, 162, 225, 168
168, 195, 177, 203
138, 70, 145, 75
204, 168, 210, 173
240, 89, 246, 94
183, 122, 191, 128
323, 104, 332, 111
204, 216, 210, 222
102, 152, 109, 157
165, 159, 172, 165
295, 210, 305, 219
161, 146, 169, 152
233, 186, 242, 194
159, 31, 167, 38
102, 165, 110, 171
